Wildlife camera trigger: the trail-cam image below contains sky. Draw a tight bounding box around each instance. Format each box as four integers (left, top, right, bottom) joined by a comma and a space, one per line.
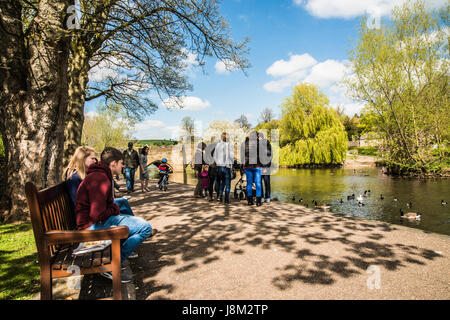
85, 0, 447, 140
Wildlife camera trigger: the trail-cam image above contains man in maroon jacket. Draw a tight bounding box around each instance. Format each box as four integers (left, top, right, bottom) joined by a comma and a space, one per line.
76, 147, 153, 283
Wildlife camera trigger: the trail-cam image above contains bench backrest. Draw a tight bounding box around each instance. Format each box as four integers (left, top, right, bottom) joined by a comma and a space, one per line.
25, 181, 76, 257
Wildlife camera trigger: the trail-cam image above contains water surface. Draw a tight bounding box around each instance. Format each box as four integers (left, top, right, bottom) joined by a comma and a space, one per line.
162, 167, 450, 236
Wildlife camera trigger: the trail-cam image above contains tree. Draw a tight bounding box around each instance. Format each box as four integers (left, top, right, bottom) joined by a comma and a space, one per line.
180, 116, 196, 142
0, 0, 72, 222
259, 107, 275, 123
345, 0, 449, 172
234, 114, 251, 130
278, 83, 348, 165
81, 103, 134, 151
64, 0, 251, 166
202, 120, 248, 147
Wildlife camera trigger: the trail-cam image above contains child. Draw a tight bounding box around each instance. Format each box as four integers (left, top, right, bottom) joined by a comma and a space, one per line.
200, 165, 209, 199
157, 158, 173, 190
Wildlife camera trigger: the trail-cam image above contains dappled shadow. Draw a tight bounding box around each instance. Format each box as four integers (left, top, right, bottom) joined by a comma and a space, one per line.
118, 180, 446, 299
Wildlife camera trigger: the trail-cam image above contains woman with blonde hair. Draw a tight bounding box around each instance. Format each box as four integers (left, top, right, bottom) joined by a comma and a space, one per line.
63, 146, 97, 208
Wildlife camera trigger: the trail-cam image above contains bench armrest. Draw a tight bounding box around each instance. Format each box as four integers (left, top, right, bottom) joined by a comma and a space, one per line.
43, 226, 129, 245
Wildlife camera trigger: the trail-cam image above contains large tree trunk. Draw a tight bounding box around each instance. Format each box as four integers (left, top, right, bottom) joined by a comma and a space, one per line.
64, 42, 90, 167
0, 0, 72, 222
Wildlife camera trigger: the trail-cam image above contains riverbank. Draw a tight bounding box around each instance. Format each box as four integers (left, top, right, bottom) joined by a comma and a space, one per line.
40, 179, 449, 300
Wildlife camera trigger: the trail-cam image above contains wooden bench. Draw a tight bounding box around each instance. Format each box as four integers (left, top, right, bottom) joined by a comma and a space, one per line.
25, 181, 129, 300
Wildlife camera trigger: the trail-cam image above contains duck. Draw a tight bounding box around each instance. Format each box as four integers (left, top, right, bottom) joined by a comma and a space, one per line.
358, 201, 365, 207
363, 190, 368, 197
347, 194, 355, 201
406, 201, 413, 208
357, 195, 364, 202
299, 198, 303, 203
442, 200, 447, 206
315, 202, 331, 210
380, 194, 384, 200
291, 195, 296, 201
394, 197, 398, 202
400, 208, 421, 220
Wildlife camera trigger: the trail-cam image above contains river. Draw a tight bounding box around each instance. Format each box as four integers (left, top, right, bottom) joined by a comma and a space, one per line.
159, 167, 450, 236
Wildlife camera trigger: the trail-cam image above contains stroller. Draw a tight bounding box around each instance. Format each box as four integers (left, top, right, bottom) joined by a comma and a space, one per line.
233, 164, 256, 201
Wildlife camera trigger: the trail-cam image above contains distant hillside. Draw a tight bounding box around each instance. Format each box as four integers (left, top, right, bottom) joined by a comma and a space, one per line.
136, 139, 178, 147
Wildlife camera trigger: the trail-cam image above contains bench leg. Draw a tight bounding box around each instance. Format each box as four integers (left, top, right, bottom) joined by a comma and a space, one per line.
40, 265, 52, 300
112, 240, 122, 300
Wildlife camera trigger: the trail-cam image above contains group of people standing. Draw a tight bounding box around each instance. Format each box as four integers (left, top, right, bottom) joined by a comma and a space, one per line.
194, 130, 273, 207
122, 142, 151, 193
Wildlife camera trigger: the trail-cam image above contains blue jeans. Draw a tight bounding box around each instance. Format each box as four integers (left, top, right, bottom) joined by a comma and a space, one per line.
114, 198, 134, 216
124, 167, 135, 191
217, 166, 231, 201
88, 214, 152, 262
245, 167, 262, 198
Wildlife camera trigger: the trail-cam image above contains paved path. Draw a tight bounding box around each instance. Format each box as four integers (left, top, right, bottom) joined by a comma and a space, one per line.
43, 179, 449, 300
127, 180, 449, 300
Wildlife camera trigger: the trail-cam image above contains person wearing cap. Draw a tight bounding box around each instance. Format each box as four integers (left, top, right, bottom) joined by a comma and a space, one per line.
123, 142, 139, 193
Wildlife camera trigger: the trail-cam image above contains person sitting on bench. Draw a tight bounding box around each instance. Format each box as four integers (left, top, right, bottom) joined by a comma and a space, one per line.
75, 147, 153, 283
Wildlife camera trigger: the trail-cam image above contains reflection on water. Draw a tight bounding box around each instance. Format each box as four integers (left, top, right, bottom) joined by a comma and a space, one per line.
156, 167, 450, 236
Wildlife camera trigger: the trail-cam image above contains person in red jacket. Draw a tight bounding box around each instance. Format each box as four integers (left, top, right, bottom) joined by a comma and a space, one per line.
75, 147, 153, 283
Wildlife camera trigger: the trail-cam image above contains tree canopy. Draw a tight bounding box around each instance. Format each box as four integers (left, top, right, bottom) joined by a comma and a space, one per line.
345, 0, 449, 172
278, 83, 348, 165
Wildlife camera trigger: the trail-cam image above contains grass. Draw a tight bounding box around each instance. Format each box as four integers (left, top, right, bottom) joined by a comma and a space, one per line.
0, 222, 40, 300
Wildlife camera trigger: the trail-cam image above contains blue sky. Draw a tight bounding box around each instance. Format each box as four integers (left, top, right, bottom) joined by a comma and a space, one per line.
85, 0, 446, 140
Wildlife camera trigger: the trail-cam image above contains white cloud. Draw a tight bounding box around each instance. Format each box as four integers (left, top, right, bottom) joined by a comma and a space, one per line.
264, 52, 363, 116
162, 96, 211, 111
134, 119, 165, 132
264, 54, 348, 93
215, 59, 239, 74
88, 57, 124, 82
263, 54, 318, 93
304, 59, 348, 88
266, 54, 317, 77
294, 0, 446, 19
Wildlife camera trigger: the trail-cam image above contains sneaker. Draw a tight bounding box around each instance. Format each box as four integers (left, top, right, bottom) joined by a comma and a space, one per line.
128, 251, 138, 259
149, 228, 158, 237
224, 199, 230, 204
265, 198, 271, 203
100, 271, 132, 283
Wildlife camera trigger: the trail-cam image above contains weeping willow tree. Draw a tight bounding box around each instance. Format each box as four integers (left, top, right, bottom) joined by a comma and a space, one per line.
279, 83, 348, 166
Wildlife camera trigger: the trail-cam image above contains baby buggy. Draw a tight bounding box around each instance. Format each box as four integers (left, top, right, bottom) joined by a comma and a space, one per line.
233, 164, 256, 200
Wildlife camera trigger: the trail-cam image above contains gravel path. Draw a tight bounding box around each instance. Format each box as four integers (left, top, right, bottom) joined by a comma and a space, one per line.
125, 180, 450, 300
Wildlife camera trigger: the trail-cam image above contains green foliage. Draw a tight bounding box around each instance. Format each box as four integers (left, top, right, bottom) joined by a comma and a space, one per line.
345, 0, 449, 173
278, 83, 348, 165
254, 119, 280, 142
357, 146, 379, 156
81, 103, 133, 151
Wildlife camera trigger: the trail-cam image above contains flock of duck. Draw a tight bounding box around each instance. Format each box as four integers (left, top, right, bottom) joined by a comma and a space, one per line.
290, 190, 448, 221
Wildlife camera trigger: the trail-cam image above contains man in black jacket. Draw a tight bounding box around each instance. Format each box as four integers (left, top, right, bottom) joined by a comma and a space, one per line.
123, 142, 139, 193
258, 132, 273, 203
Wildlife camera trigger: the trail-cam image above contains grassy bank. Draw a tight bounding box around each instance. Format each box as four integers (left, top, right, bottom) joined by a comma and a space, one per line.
0, 223, 39, 300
